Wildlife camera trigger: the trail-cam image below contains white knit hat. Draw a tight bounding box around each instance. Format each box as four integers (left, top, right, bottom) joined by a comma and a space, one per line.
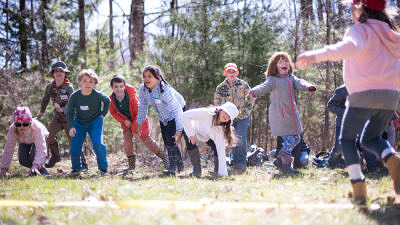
220, 102, 239, 123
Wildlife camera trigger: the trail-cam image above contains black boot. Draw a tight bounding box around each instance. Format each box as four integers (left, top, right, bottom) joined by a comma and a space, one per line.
212, 154, 219, 175
176, 149, 184, 173
163, 146, 178, 176
188, 148, 201, 178
45, 155, 61, 168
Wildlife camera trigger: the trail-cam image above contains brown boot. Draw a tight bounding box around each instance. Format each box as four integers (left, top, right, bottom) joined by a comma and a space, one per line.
351, 180, 367, 205
127, 155, 136, 170
156, 150, 169, 170
384, 153, 400, 194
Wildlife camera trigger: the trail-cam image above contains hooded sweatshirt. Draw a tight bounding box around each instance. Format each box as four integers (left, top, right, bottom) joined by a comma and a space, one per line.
307, 19, 400, 110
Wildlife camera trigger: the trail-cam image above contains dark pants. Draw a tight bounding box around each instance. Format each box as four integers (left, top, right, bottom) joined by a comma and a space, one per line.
340, 107, 394, 167
18, 143, 36, 168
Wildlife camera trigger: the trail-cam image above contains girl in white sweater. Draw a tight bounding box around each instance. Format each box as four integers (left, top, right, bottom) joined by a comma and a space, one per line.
182, 102, 238, 176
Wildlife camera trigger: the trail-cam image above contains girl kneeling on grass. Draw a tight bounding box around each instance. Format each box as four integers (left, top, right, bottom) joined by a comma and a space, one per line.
182, 102, 239, 176
0, 107, 50, 177
296, 0, 400, 205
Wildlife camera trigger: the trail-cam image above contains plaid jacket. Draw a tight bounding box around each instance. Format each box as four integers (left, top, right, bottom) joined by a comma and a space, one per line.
137, 82, 184, 131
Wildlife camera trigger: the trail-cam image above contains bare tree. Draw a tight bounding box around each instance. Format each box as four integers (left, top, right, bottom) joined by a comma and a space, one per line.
109, 0, 114, 50
5, 0, 10, 70
79, 0, 86, 68
322, 0, 332, 151
300, 0, 313, 50
19, 0, 27, 71
29, 0, 45, 80
40, 0, 49, 68
129, 0, 145, 66
170, 0, 177, 38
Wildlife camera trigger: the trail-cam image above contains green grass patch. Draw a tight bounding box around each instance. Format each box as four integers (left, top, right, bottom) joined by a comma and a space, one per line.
0, 152, 400, 225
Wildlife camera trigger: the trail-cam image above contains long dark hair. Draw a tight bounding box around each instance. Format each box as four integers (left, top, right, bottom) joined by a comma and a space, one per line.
142, 65, 169, 93
212, 109, 237, 147
358, 5, 399, 32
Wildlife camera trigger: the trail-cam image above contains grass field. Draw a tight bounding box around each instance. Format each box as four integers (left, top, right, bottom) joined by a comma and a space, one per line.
1, 151, 400, 225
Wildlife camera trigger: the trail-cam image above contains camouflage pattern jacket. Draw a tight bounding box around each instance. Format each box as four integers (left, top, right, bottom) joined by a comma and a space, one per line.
214, 78, 253, 123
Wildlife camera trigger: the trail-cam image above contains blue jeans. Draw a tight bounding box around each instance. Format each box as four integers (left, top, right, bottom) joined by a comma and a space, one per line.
230, 116, 250, 168
340, 107, 394, 167
70, 116, 108, 171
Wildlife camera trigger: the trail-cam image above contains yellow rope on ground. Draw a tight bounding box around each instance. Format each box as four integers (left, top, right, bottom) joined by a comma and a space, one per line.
0, 199, 372, 210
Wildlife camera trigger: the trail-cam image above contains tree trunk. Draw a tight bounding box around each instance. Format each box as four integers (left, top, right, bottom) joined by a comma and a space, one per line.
317, 0, 323, 23
40, 0, 49, 71
109, 0, 114, 50
300, 0, 311, 50
29, 0, 45, 81
5, 0, 10, 70
293, 0, 300, 60
170, 0, 177, 38
79, 0, 86, 68
323, 0, 332, 151
19, 0, 27, 71
129, 0, 145, 66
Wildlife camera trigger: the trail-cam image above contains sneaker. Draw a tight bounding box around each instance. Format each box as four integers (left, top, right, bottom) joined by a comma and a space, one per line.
100, 170, 110, 177
81, 164, 88, 172
45, 155, 61, 168
65, 169, 81, 178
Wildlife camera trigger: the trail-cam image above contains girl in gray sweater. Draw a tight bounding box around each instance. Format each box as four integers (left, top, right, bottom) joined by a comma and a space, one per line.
249, 52, 316, 174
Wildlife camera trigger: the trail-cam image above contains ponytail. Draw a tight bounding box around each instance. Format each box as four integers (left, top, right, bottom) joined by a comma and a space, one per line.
142, 65, 169, 93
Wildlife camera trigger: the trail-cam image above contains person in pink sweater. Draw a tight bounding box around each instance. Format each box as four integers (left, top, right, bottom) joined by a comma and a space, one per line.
296, 0, 400, 205
0, 107, 50, 177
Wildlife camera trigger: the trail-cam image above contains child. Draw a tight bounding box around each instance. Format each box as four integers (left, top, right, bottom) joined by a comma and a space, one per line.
248, 52, 316, 174
182, 102, 239, 176
214, 63, 253, 174
37, 61, 87, 169
0, 107, 50, 177
137, 65, 185, 176
296, 0, 400, 204
326, 85, 348, 168
109, 75, 168, 170
66, 69, 111, 177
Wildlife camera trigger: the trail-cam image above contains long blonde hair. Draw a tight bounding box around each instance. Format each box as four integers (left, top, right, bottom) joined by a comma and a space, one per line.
212, 108, 237, 147
265, 52, 295, 78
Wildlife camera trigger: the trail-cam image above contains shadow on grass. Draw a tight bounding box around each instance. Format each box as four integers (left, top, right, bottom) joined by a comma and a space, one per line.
363, 203, 400, 225
364, 169, 389, 180
272, 171, 304, 180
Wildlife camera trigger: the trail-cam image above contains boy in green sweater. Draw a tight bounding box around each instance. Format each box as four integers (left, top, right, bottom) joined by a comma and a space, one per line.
66, 69, 111, 177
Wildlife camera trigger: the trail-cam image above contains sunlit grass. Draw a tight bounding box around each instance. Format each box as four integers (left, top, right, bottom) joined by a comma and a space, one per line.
0, 152, 399, 225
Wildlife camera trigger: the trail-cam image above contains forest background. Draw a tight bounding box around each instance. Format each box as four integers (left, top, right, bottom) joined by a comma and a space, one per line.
1, 0, 400, 156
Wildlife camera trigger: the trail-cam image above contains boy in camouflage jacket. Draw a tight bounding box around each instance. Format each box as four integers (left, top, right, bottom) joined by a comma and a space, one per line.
214, 63, 253, 174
